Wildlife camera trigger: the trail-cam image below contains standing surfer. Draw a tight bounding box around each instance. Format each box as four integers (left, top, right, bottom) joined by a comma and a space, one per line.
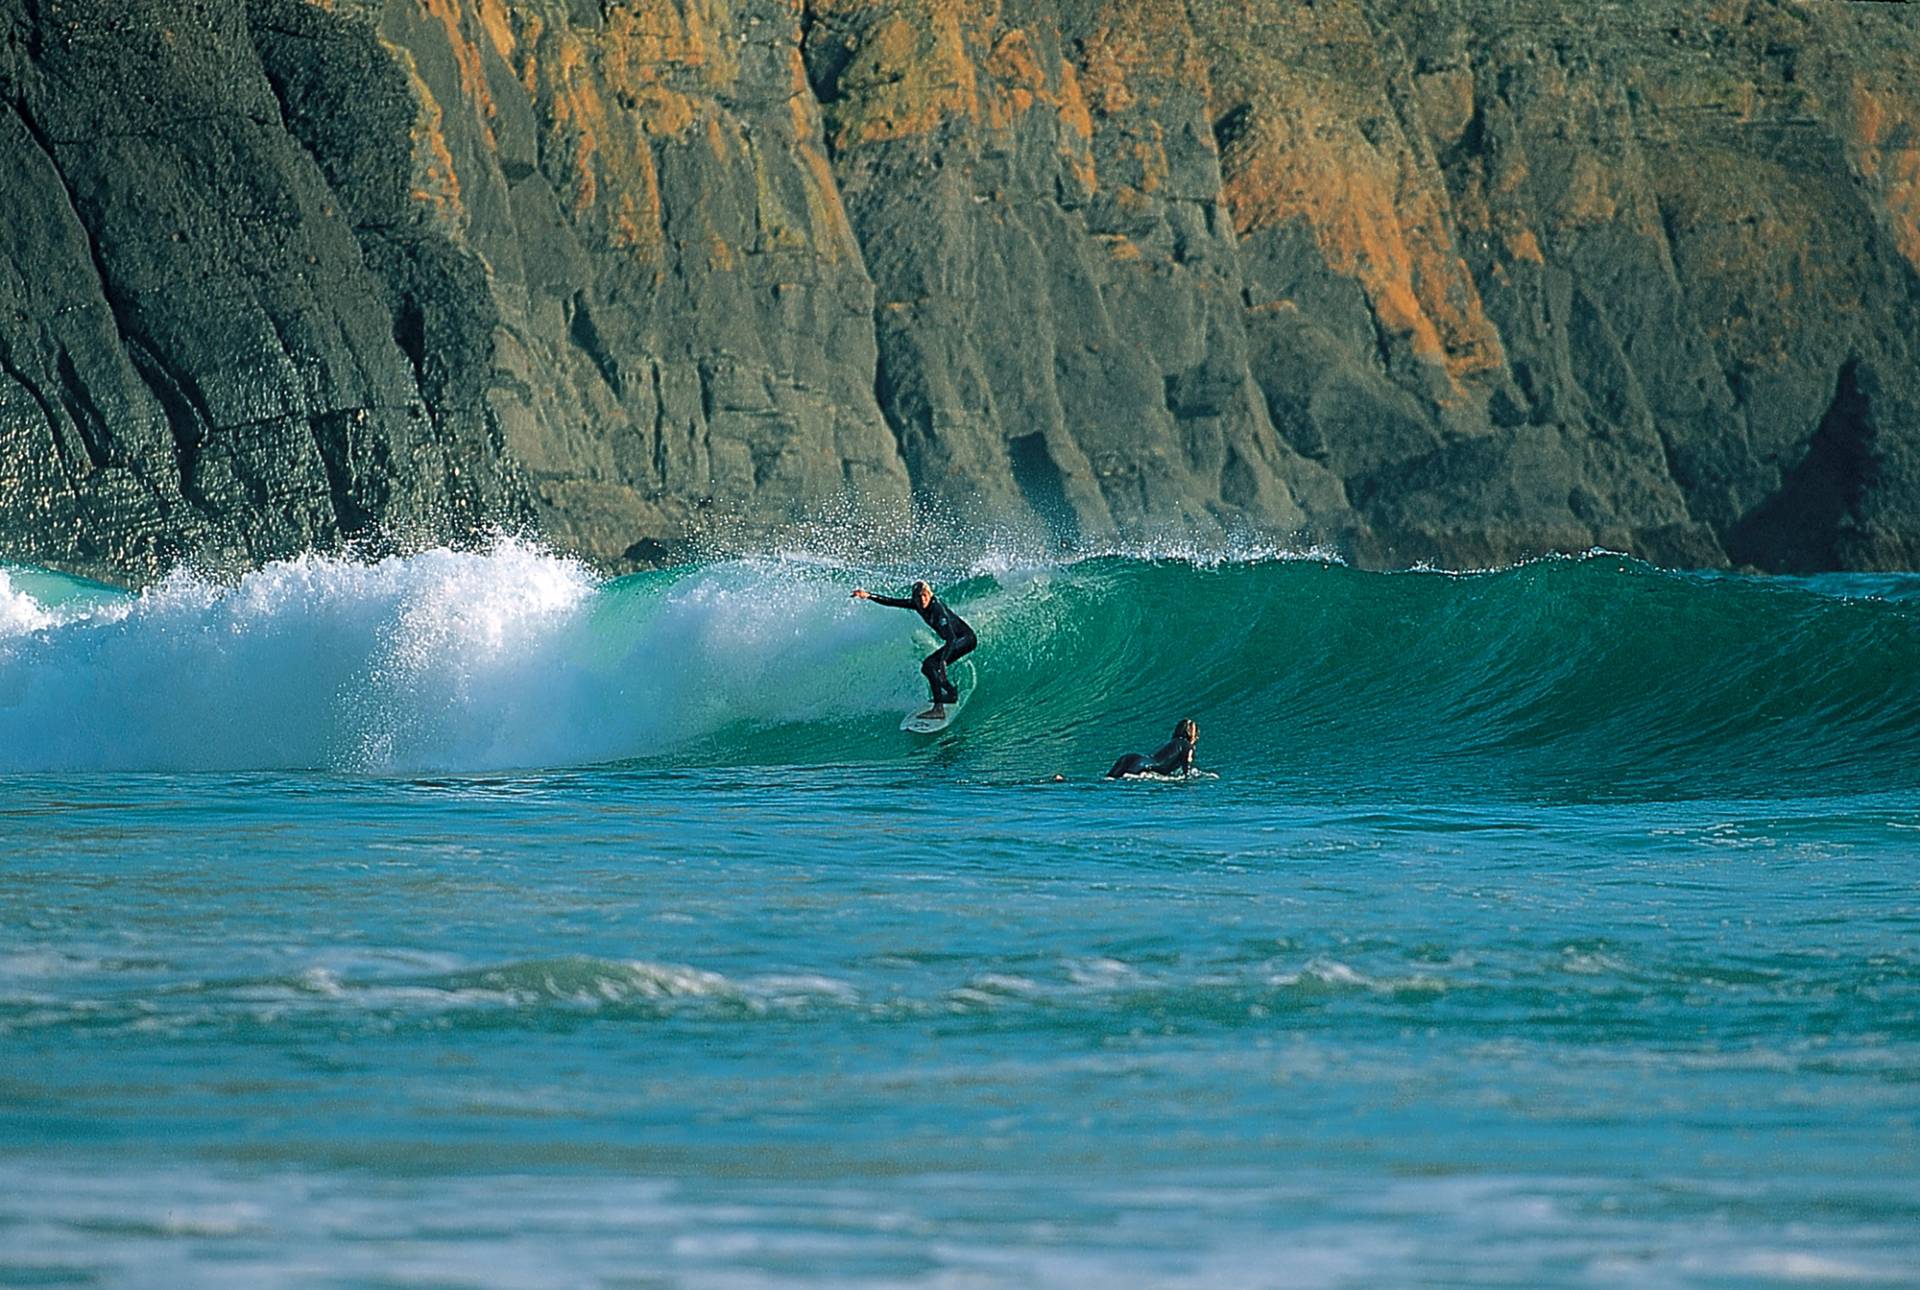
1106, 719, 1200, 779
851, 581, 977, 721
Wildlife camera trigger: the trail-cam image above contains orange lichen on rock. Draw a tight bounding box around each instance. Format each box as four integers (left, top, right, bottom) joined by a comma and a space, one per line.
983, 28, 1044, 125
513, 20, 666, 254
1848, 79, 1920, 272
1076, 24, 1137, 115
798, 133, 861, 263
597, 4, 728, 141
814, 0, 1097, 190
1076, 3, 1209, 120
474, 0, 515, 63
537, 33, 609, 209
1055, 58, 1093, 141
491, 0, 768, 258
631, 84, 700, 137
490, 0, 862, 272
418, 0, 500, 147
300, 0, 474, 227
605, 155, 666, 253
978, 27, 1098, 189
822, 4, 983, 148
602, 0, 738, 83
1053, 57, 1097, 196
1502, 224, 1545, 265
1129, 128, 1168, 194
783, 48, 863, 265
409, 98, 464, 221
980, 28, 1092, 138
1221, 95, 1503, 382
378, 38, 467, 228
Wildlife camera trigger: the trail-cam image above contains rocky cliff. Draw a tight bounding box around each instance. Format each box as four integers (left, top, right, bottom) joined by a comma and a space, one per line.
2, 0, 1917, 581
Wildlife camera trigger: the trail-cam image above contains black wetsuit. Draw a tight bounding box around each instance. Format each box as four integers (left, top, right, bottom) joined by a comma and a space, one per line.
1107, 736, 1196, 779
870, 592, 977, 705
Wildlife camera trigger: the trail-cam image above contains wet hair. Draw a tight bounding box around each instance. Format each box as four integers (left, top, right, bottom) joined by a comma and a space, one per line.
912, 580, 931, 597
1172, 719, 1198, 742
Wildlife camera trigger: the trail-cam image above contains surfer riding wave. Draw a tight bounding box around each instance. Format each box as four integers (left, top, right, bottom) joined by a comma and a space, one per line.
852, 581, 976, 721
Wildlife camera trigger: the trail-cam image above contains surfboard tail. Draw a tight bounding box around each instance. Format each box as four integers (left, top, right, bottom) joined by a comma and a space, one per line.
901, 660, 974, 734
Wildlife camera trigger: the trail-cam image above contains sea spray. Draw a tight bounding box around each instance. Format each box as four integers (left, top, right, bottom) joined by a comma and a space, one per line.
0, 543, 598, 772
0, 542, 945, 773
2, 544, 1918, 793
0, 569, 57, 636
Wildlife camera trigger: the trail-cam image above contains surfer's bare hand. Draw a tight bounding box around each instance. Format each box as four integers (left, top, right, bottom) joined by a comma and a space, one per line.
850, 588, 869, 599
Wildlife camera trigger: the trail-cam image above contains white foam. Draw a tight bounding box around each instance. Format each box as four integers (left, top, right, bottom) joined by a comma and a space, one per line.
1723, 1250, 1902, 1283
0, 541, 923, 773
965, 538, 1342, 578
0, 568, 60, 635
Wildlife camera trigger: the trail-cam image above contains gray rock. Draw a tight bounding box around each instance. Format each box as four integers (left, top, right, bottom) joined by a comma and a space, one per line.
2, 0, 1918, 582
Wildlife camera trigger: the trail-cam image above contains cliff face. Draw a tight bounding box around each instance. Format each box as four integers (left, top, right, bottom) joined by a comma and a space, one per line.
2, 0, 1917, 581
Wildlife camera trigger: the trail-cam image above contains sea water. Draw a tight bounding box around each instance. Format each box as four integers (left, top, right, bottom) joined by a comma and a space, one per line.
1, 543, 1917, 1287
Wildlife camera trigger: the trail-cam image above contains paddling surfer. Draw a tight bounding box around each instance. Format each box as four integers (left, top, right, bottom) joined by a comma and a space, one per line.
1106, 719, 1200, 779
851, 580, 977, 721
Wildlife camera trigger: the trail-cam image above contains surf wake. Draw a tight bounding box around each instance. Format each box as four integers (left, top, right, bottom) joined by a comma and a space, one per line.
2, 541, 1917, 796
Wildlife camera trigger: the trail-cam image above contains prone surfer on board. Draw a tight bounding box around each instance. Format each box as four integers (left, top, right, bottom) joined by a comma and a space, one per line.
1106, 719, 1200, 779
851, 581, 977, 721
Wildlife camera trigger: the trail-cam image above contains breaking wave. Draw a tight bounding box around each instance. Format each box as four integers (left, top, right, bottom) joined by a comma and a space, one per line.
3, 541, 1918, 796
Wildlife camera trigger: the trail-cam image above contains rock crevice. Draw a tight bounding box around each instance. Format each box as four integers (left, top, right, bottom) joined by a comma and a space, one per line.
3, 0, 1918, 581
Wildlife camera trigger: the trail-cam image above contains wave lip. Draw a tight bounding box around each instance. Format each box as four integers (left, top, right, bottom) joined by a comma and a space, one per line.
3, 545, 1919, 791
0, 569, 57, 635
0, 542, 598, 772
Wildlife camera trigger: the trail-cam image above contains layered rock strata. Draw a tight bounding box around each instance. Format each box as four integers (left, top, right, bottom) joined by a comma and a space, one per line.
1, 0, 1916, 581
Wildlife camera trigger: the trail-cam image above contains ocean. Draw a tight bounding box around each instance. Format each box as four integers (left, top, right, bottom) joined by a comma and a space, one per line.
2, 543, 1917, 1287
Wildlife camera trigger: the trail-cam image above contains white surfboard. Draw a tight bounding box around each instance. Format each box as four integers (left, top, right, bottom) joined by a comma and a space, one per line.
901, 661, 974, 735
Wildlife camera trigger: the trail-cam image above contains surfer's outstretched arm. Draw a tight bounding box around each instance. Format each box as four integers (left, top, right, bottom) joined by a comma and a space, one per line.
851, 589, 917, 609
853, 582, 973, 718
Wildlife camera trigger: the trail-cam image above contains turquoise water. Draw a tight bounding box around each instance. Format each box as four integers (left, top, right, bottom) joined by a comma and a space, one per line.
2, 546, 1918, 1287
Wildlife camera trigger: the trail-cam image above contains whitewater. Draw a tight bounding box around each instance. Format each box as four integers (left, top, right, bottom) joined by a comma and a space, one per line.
3, 542, 1918, 1288
5, 539, 1920, 789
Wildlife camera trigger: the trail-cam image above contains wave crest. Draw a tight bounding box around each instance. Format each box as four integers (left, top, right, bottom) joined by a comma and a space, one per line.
3, 543, 1918, 793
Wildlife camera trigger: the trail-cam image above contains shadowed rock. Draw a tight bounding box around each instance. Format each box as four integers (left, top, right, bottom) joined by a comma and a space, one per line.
2, 0, 1917, 582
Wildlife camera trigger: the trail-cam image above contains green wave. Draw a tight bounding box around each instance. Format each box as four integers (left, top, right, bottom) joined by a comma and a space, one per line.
651, 553, 1920, 798
4, 546, 1917, 793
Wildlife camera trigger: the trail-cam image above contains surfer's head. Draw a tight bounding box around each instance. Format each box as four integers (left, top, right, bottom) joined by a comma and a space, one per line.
1173, 719, 1198, 745
912, 580, 932, 608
